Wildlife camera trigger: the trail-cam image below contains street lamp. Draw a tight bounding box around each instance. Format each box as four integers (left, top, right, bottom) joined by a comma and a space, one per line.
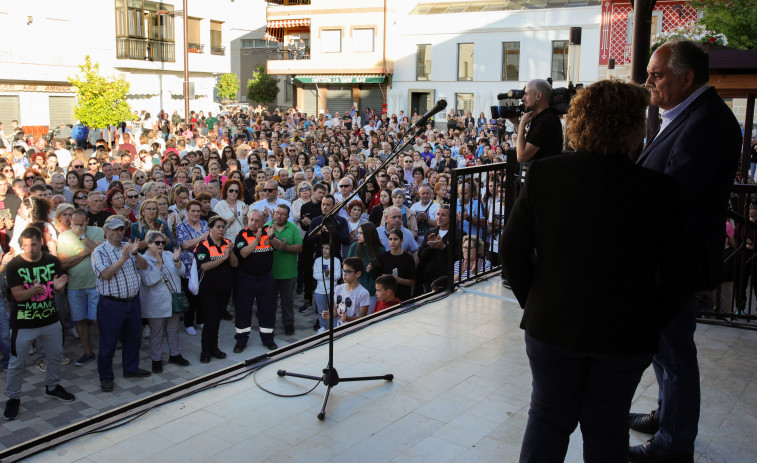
164, 1, 189, 124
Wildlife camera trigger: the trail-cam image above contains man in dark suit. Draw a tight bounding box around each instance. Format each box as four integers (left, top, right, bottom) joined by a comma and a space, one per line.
417, 205, 464, 292
501, 79, 691, 462
628, 40, 742, 462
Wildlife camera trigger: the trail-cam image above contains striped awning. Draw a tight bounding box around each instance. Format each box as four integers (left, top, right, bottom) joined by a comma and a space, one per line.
267, 18, 310, 28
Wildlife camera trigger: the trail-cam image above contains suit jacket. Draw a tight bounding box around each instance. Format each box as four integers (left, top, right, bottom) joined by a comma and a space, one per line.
637, 87, 741, 290
417, 226, 465, 283
501, 152, 691, 355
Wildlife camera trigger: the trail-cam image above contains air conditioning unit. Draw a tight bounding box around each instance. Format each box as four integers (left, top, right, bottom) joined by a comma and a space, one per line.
187, 82, 195, 99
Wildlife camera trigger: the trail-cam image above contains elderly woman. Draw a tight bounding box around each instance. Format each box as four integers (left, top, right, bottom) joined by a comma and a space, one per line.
138, 230, 190, 373
500, 79, 689, 462
175, 200, 208, 336
453, 235, 491, 282
132, 199, 173, 251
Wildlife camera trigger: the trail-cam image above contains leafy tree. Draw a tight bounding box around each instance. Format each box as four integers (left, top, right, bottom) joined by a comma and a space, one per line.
67, 55, 134, 143
691, 0, 757, 49
247, 65, 280, 105
216, 72, 240, 102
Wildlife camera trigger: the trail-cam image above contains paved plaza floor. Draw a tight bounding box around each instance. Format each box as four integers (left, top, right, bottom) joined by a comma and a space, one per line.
4, 278, 757, 462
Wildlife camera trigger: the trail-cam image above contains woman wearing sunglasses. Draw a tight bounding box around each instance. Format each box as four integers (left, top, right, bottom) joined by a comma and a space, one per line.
1, 165, 15, 183
213, 179, 247, 241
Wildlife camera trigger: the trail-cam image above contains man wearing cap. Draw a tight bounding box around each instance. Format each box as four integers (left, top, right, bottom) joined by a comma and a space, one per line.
91, 215, 150, 393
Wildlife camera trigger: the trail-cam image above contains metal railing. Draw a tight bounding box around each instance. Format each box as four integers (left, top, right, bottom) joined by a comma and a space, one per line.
211, 45, 226, 56
187, 42, 204, 53
116, 37, 175, 62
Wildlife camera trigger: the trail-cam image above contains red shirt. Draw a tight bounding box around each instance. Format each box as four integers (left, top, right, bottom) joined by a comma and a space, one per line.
373, 298, 401, 314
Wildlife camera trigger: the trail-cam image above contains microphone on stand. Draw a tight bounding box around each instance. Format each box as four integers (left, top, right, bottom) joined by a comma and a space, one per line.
414, 99, 448, 128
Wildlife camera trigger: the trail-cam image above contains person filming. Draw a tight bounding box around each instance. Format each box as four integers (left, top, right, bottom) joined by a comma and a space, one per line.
507, 79, 563, 164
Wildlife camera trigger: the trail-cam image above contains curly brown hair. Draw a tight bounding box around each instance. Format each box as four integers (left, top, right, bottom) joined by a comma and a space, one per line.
566, 79, 650, 156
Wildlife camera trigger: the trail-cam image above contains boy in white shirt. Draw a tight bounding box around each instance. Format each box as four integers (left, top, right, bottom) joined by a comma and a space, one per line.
319, 257, 369, 331
313, 243, 341, 333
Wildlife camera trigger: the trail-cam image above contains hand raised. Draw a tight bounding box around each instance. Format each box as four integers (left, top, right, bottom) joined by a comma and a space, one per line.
173, 247, 182, 261
53, 274, 68, 291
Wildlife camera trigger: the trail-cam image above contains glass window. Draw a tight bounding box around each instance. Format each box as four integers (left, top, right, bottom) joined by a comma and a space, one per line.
457, 43, 474, 81
210, 20, 222, 48
241, 39, 269, 48
551, 40, 568, 81
322, 29, 342, 53
502, 42, 520, 81
353, 28, 374, 53
456, 93, 474, 114
187, 18, 201, 45
417, 44, 431, 81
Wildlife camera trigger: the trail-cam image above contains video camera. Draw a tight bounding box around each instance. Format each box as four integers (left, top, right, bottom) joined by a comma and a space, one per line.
491, 79, 582, 119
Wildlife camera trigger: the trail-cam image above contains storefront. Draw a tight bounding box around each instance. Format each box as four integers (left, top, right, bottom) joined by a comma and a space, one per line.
293, 74, 388, 117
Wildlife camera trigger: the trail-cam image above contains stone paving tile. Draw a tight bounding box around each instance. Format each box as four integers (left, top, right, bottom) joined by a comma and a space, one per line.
0, 294, 319, 450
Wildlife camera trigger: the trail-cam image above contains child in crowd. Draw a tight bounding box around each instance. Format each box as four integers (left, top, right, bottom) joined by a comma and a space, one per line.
320, 257, 369, 330
373, 275, 401, 314
313, 243, 341, 333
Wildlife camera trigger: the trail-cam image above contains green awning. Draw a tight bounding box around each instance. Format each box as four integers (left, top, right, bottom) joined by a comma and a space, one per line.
294, 74, 386, 84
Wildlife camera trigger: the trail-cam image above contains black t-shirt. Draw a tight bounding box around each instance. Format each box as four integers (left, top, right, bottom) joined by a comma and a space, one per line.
300, 201, 322, 233
194, 238, 234, 293
233, 227, 274, 276
525, 107, 563, 162
6, 252, 64, 329
378, 251, 416, 301
88, 210, 114, 228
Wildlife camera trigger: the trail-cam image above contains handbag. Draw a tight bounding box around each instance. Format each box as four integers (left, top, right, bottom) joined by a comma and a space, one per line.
188, 257, 202, 295
162, 274, 190, 313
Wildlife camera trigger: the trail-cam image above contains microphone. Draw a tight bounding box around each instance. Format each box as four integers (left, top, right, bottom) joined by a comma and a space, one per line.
414, 99, 448, 128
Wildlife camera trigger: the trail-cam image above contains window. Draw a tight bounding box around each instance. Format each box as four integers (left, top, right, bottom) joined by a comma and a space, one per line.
627, 12, 662, 43
353, 28, 374, 53
187, 17, 202, 52
417, 44, 431, 81
114, 0, 175, 61
241, 39, 269, 48
502, 42, 520, 81
456, 93, 474, 114
211, 20, 224, 55
322, 29, 342, 53
551, 40, 569, 81
286, 77, 293, 102
457, 43, 474, 81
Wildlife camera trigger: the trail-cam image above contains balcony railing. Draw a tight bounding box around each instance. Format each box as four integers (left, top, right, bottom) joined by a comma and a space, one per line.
267, 0, 311, 5
116, 37, 175, 62
187, 42, 204, 53
211, 45, 226, 56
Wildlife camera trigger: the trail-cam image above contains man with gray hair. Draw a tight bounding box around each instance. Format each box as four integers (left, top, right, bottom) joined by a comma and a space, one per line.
507, 78, 563, 164
50, 173, 72, 204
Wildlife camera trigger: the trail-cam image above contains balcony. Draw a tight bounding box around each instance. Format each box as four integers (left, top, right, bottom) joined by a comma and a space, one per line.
211, 45, 226, 56
116, 37, 175, 62
187, 42, 204, 53
266, 0, 311, 5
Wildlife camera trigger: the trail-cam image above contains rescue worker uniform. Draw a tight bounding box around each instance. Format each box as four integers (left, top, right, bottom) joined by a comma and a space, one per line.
194, 237, 234, 357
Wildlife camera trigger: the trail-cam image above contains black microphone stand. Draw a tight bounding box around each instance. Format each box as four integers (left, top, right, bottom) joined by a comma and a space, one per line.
276, 116, 437, 420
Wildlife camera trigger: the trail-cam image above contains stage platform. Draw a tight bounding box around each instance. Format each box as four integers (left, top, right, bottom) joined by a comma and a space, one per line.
17, 278, 757, 462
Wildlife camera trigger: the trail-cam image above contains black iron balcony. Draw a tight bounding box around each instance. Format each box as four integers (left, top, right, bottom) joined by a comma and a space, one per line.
267, 0, 311, 5
116, 37, 175, 62
211, 45, 226, 56
187, 42, 204, 53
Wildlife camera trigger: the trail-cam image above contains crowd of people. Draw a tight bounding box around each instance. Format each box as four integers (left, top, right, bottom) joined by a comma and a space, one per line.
0, 102, 507, 419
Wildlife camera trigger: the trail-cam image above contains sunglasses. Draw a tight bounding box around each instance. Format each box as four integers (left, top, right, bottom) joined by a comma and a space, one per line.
75, 195, 88, 200
72, 165, 84, 168
339, 184, 350, 188
180, 162, 189, 166
25, 176, 35, 180
227, 189, 239, 193
127, 194, 139, 199
153, 240, 166, 246
261, 188, 275, 192
88, 162, 98, 165
2, 169, 12, 173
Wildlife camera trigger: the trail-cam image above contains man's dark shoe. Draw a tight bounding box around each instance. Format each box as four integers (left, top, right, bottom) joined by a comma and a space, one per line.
629, 410, 660, 434
233, 344, 244, 354
221, 311, 233, 321
265, 341, 278, 351
152, 361, 163, 374
200, 351, 211, 363
211, 347, 227, 359
168, 355, 190, 366
124, 368, 152, 378
285, 325, 294, 336
4, 398, 20, 420
100, 379, 114, 392
45, 384, 75, 402
313, 319, 321, 331
299, 302, 312, 313
74, 352, 95, 367
629, 438, 694, 463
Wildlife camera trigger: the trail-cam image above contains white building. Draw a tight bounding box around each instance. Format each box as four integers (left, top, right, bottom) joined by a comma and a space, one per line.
0, 0, 259, 135
388, 0, 602, 122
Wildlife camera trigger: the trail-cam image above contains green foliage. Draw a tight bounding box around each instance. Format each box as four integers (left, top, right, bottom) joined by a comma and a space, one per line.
216, 73, 240, 101
691, 0, 757, 49
67, 56, 135, 129
246, 65, 280, 105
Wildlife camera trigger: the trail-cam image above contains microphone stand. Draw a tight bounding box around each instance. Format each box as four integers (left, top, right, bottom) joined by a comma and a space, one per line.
276, 119, 432, 420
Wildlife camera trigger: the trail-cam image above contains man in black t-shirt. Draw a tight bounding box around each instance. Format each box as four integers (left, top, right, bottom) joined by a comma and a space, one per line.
508, 79, 563, 165
4, 227, 74, 420
299, 183, 326, 312
86, 191, 114, 228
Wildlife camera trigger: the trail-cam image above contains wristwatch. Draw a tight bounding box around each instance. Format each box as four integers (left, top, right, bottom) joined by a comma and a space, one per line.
80, 235, 86, 241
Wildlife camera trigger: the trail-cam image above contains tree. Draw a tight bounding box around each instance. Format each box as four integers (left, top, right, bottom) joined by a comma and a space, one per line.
247, 65, 280, 105
691, 0, 757, 49
67, 55, 134, 144
216, 72, 240, 102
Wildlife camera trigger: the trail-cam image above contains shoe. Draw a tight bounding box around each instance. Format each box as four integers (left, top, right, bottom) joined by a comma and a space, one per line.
61, 355, 71, 365
317, 327, 326, 333
197, 324, 204, 329
152, 360, 163, 374
233, 344, 244, 354
124, 368, 152, 378
629, 438, 694, 463
264, 341, 278, 351
45, 384, 75, 402
200, 351, 211, 363
629, 410, 660, 434
75, 353, 95, 367
143, 325, 150, 339
285, 325, 294, 336
4, 398, 20, 420
299, 303, 312, 313
221, 311, 233, 321
69, 326, 79, 339
211, 347, 227, 359
313, 319, 321, 331
100, 379, 114, 392
168, 355, 190, 366
501, 279, 511, 289
36, 359, 47, 372
185, 326, 197, 336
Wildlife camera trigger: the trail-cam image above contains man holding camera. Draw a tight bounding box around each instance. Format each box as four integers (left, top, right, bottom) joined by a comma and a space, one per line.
508, 79, 563, 164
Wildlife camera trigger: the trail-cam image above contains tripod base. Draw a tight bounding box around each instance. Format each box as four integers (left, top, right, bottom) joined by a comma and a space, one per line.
277, 367, 394, 420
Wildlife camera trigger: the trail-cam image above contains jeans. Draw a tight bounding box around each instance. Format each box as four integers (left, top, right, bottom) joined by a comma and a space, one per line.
520, 333, 652, 463
97, 296, 142, 381
0, 300, 9, 370
6, 324, 63, 398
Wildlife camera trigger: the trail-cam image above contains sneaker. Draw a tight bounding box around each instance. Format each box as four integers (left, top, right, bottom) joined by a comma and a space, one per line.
4, 398, 20, 420
45, 384, 75, 402
75, 353, 95, 367
101, 379, 114, 392
143, 325, 150, 339
168, 355, 190, 366
317, 327, 326, 333
185, 326, 197, 336
61, 356, 71, 365
69, 327, 80, 339
299, 303, 312, 313
36, 359, 47, 372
